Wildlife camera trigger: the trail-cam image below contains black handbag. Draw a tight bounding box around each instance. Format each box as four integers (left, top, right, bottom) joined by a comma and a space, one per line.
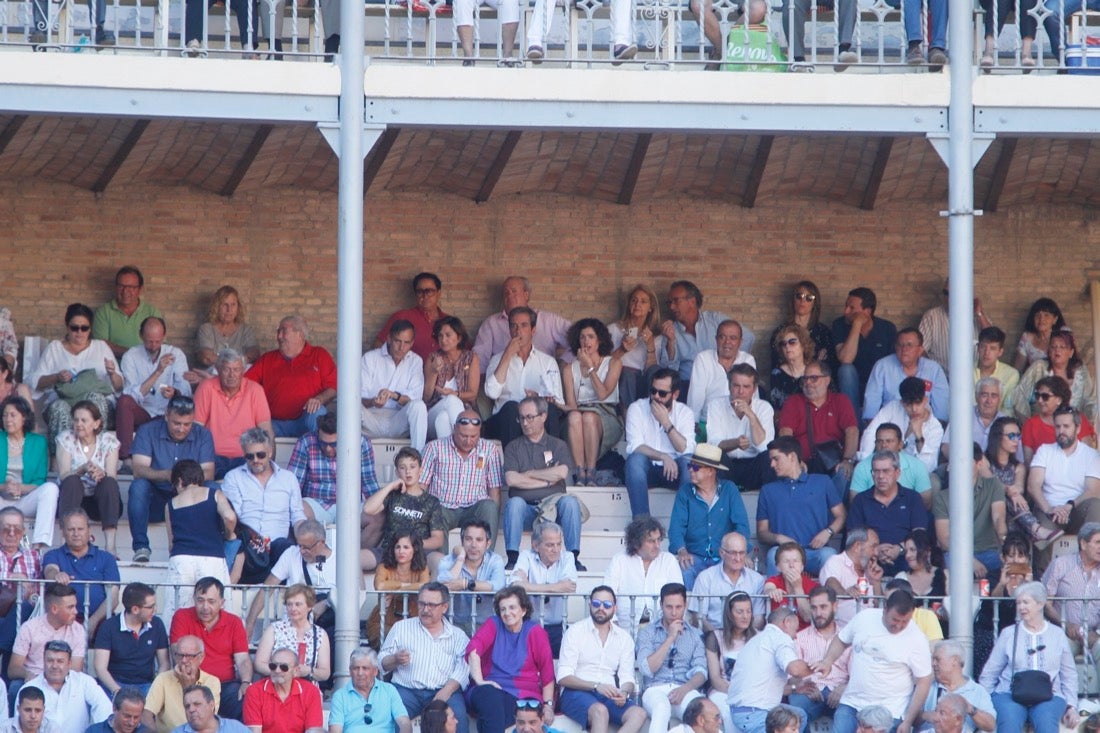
236, 521, 271, 572
1009, 624, 1054, 706
805, 400, 843, 473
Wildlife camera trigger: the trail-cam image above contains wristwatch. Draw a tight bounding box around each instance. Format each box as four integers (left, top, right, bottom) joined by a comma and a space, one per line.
467, 579, 476, 592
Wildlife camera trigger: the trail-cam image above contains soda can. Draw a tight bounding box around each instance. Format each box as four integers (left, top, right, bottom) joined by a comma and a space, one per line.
979, 579, 990, 596
857, 576, 870, 596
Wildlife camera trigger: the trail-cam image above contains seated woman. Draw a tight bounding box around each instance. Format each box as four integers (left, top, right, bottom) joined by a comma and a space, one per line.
608, 285, 663, 413
29, 303, 122, 448
364, 532, 430, 650
979, 581, 1080, 733
465, 586, 555, 733
894, 528, 946, 599
423, 316, 480, 441
767, 324, 814, 410
254, 583, 332, 684
705, 591, 757, 733
562, 318, 623, 486
1014, 298, 1067, 374
196, 286, 260, 370
1020, 376, 1097, 464
1014, 330, 1095, 423
0, 397, 59, 551
973, 532, 1033, 676
55, 400, 122, 557
986, 417, 1058, 543
768, 281, 833, 371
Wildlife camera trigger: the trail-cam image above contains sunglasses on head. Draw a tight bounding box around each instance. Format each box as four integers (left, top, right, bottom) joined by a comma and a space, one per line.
244, 451, 268, 461
268, 662, 291, 672
516, 699, 543, 711
455, 417, 482, 426
68, 324, 91, 332
590, 599, 614, 609
650, 388, 672, 398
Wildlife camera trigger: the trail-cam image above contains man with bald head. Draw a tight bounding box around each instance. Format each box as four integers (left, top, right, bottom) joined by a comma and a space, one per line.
473, 276, 573, 374
419, 410, 504, 544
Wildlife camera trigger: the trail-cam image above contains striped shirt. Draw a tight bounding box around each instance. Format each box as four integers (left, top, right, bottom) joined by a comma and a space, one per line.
0, 547, 43, 599
378, 617, 470, 690
795, 621, 851, 691
1042, 552, 1100, 630
420, 437, 503, 510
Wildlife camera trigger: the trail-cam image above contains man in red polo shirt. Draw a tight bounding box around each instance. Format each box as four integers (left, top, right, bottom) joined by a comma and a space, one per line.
243, 648, 323, 733
169, 578, 253, 722
246, 316, 337, 439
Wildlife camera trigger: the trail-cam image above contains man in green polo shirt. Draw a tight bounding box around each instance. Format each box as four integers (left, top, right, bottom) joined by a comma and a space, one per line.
93, 266, 162, 359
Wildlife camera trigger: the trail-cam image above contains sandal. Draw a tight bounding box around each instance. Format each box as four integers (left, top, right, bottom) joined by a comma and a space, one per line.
980, 53, 994, 68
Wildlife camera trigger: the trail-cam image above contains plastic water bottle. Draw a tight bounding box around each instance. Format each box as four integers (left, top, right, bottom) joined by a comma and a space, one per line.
72, 34, 90, 52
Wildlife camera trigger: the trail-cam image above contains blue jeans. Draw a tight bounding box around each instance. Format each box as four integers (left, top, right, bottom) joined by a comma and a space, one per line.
832, 704, 899, 733
944, 549, 1003, 577
624, 452, 691, 517
789, 689, 835, 733
766, 545, 837, 576
991, 691, 1066, 733
680, 553, 720, 591
885, 0, 947, 47
503, 496, 581, 552
732, 706, 804, 733
1035, 0, 1100, 55
394, 685, 468, 733
214, 455, 245, 480
836, 364, 862, 419
272, 406, 326, 438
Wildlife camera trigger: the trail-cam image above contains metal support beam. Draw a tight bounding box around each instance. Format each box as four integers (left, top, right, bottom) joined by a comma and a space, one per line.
742, 135, 773, 208
220, 124, 273, 197
858, 137, 894, 211
475, 130, 522, 204
92, 119, 150, 194
318, 122, 390, 160
364, 128, 400, 192
0, 115, 28, 157
981, 137, 1017, 213
927, 131, 994, 169
617, 133, 652, 206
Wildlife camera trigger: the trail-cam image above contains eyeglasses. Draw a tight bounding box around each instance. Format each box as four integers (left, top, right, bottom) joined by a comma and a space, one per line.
244, 451, 268, 461
781, 337, 800, 347
801, 375, 825, 383
1034, 392, 1054, 402
298, 538, 323, 552
667, 647, 678, 669
167, 395, 194, 410
590, 599, 614, 609
0, 525, 23, 534
455, 417, 482, 426
720, 547, 746, 557
517, 414, 543, 423
268, 663, 291, 672
516, 699, 542, 711
418, 600, 446, 609
141, 602, 157, 610
650, 388, 672, 398
414, 288, 438, 296
363, 704, 373, 725
1004, 432, 1022, 440
116, 283, 140, 291
177, 651, 202, 660
68, 324, 91, 332
794, 293, 816, 302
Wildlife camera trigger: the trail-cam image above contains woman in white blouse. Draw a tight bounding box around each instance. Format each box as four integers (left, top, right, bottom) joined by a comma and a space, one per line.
55, 400, 121, 556
562, 318, 623, 486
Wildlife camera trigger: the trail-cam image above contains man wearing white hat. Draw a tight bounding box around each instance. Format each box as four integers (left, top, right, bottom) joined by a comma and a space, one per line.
667, 444, 750, 590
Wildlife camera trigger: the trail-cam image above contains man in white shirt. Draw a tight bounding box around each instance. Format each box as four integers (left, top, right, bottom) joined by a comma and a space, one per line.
602, 517, 682, 633
556, 586, 647, 733
623, 368, 696, 518
811, 590, 933, 733
484, 307, 564, 447
727, 607, 813, 733
859, 377, 943, 473
686, 320, 756, 420
688, 531, 765, 631
473, 276, 572, 375
510, 521, 577, 657
704, 365, 775, 491
25, 641, 111, 733
1027, 406, 1100, 539
4, 686, 60, 733
360, 320, 428, 451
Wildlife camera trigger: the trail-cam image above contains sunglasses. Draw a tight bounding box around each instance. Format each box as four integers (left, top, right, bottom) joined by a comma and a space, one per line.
667, 647, 678, 669
517, 414, 542, 423
319, 439, 338, 448
688, 462, 710, 472
268, 662, 291, 672
590, 599, 614, 609
363, 704, 373, 725
650, 388, 672, 398
781, 337, 800, 347
516, 699, 542, 711
455, 417, 482, 426
801, 375, 825, 383
244, 451, 268, 461
1004, 432, 1022, 440
68, 324, 91, 332
794, 293, 817, 302
1034, 392, 1054, 402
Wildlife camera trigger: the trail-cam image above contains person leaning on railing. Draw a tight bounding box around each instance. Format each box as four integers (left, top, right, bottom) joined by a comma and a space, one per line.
0, 507, 44, 677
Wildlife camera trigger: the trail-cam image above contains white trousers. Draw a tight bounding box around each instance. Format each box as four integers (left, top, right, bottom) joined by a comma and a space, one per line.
1, 482, 59, 547
361, 401, 428, 451
165, 554, 231, 621
453, 0, 520, 27
427, 395, 465, 441
642, 683, 703, 733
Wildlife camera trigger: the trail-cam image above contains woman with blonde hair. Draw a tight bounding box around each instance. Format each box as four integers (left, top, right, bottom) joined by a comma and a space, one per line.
196, 286, 260, 368
608, 284, 664, 413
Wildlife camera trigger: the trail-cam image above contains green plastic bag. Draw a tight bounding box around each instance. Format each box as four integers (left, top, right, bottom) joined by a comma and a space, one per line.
722, 26, 787, 72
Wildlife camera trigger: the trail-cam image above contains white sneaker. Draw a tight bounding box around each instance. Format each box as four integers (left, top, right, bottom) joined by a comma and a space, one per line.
185, 38, 202, 57
834, 49, 858, 71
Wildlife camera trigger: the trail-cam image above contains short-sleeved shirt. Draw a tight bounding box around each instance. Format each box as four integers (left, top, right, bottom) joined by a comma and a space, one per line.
130, 419, 216, 484
838, 608, 932, 719
829, 316, 897, 390
850, 452, 931, 495
932, 477, 1005, 553
13, 616, 87, 678
503, 432, 574, 503
93, 612, 169, 685
778, 392, 858, 462
172, 717, 248, 733
41, 544, 119, 621
192, 378, 271, 459
242, 678, 323, 733
268, 546, 337, 608
92, 300, 163, 351
689, 564, 766, 630
146, 669, 222, 733
329, 680, 408, 733
513, 550, 577, 625
169, 608, 249, 683
245, 343, 337, 421
757, 471, 841, 547
421, 436, 504, 510
818, 552, 874, 624
846, 487, 930, 547
1030, 441, 1100, 507
727, 623, 799, 709
379, 490, 446, 552
920, 677, 995, 733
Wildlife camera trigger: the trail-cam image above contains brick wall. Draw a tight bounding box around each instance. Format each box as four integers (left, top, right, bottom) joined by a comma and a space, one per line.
3, 179, 1097, 375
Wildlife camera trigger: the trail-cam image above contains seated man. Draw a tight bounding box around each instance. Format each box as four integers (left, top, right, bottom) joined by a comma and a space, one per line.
602, 517, 683, 632
116, 317, 198, 461
92, 583, 169, 698
757, 436, 845, 576
169, 579, 253, 722
360, 320, 427, 451
555, 586, 646, 733
245, 316, 337, 439
453, 0, 519, 64
850, 423, 932, 508
659, 281, 753, 396
859, 376, 944, 473
10, 584, 86, 690
7, 686, 59, 733
193, 350, 272, 480
685, 320, 755, 420
941, 377, 1011, 460
287, 411, 380, 528
174, 685, 248, 733
80, 687, 152, 733
918, 281, 994, 373
819, 528, 883, 624
436, 519, 506, 633
474, 276, 571, 374
484, 307, 564, 447
329, 648, 410, 733
973, 327, 1019, 414
24, 641, 110, 733
372, 272, 448, 361
789, 586, 852, 733
511, 522, 578, 657
241, 648, 323, 733
42, 508, 119, 631
144, 637, 222, 733
933, 444, 1006, 580
623, 368, 696, 518
92, 266, 162, 360
886, 0, 947, 67
846, 451, 930, 576
830, 287, 897, 416
668, 444, 750, 589
1026, 406, 1100, 541
1042, 523, 1100, 660
420, 411, 503, 543
688, 531, 765, 632
635, 583, 706, 733
221, 428, 307, 584
502, 396, 583, 572
863, 328, 949, 424
703, 364, 775, 491
727, 607, 812, 733
918, 640, 996, 733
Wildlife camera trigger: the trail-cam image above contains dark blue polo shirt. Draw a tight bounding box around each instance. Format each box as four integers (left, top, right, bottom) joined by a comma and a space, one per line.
131, 418, 215, 489
757, 471, 843, 546
41, 544, 120, 621
93, 612, 169, 685
85, 717, 155, 733
846, 485, 930, 546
